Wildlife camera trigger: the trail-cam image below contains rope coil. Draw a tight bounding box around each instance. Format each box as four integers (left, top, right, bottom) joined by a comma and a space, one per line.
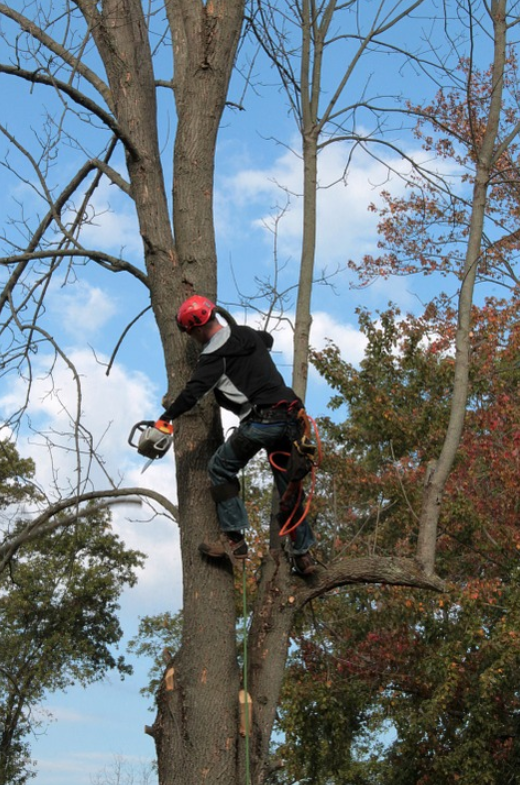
269, 409, 322, 536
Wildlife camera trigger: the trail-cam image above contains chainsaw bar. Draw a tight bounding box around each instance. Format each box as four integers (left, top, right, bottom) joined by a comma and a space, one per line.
141, 457, 155, 475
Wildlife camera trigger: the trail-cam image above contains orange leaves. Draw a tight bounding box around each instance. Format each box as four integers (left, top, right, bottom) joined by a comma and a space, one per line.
350, 55, 520, 295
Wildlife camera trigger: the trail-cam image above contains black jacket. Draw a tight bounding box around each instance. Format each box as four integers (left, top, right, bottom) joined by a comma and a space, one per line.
162, 324, 298, 421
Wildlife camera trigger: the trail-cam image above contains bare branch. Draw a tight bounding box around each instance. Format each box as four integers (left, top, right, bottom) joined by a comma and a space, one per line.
0, 486, 179, 574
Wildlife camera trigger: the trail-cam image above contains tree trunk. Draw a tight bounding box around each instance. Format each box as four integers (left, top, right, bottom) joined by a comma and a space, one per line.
417, 0, 508, 573
291, 0, 321, 401
246, 554, 298, 784
150, 3, 253, 785
85, 2, 249, 783
293, 131, 318, 401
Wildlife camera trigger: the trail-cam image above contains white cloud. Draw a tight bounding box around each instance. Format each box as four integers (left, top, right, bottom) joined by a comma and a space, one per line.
0, 349, 182, 611
217, 135, 467, 320
0, 349, 155, 481
252, 309, 367, 372
311, 310, 368, 365
69, 175, 143, 257
218, 137, 417, 266
34, 705, 92, 725
48, 280, 118, 339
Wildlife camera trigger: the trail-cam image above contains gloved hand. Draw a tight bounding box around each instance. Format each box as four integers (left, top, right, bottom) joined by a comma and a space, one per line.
162, 392, 174, 409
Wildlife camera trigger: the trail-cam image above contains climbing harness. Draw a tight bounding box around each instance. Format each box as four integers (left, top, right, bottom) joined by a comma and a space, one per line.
269, 406, 322, 538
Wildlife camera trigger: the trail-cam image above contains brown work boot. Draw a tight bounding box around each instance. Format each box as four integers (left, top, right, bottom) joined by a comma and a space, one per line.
292, 552, 317, 576
199, 535, 248, 560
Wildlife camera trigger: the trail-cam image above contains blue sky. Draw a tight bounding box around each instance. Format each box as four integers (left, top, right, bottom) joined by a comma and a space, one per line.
0, 2, 491, 782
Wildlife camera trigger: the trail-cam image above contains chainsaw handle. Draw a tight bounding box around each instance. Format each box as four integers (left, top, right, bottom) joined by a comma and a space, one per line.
128, 420, 155, 449
128, 419, 174, 449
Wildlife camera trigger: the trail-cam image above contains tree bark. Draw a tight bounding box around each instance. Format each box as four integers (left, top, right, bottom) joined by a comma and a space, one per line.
293, 130, 318, 400
81, 3, 249, 783
151, 3, 250, 785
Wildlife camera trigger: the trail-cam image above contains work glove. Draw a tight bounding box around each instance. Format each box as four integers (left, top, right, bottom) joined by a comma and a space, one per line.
162, 392, 174, 410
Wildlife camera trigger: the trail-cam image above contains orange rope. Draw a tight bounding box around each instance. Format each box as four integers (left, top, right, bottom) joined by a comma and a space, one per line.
268, 450, 290, 473
269, 410, 322, 537
278, 466, 317, 537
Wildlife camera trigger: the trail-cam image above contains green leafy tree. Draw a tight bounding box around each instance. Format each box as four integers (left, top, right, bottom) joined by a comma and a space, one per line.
128, 612, 183, 705
0, 475, 145, 785
0, 441, 39, 509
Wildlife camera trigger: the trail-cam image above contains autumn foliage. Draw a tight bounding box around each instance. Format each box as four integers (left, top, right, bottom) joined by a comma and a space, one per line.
350, 57, 520, 291
273, 296, 520, 784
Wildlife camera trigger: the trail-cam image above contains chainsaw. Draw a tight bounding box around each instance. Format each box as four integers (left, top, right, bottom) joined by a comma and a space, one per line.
128, 420, 174, 473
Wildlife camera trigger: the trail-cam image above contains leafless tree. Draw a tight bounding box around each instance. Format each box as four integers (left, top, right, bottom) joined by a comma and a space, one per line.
90, 754, 155, 785
250, 0, 438, 398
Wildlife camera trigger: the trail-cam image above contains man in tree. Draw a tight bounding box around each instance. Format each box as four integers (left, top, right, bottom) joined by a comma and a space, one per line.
159, 295, 317, 575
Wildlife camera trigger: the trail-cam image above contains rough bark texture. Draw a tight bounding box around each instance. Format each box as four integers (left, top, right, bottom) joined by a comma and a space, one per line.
243, 551, 444, 785
152, 3, 251, 784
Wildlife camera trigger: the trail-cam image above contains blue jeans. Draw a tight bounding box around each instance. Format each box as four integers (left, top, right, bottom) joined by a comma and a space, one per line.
207, 419, 316, 556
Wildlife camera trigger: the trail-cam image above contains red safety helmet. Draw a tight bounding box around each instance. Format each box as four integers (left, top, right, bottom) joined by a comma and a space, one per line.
176, 295, 216, 333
